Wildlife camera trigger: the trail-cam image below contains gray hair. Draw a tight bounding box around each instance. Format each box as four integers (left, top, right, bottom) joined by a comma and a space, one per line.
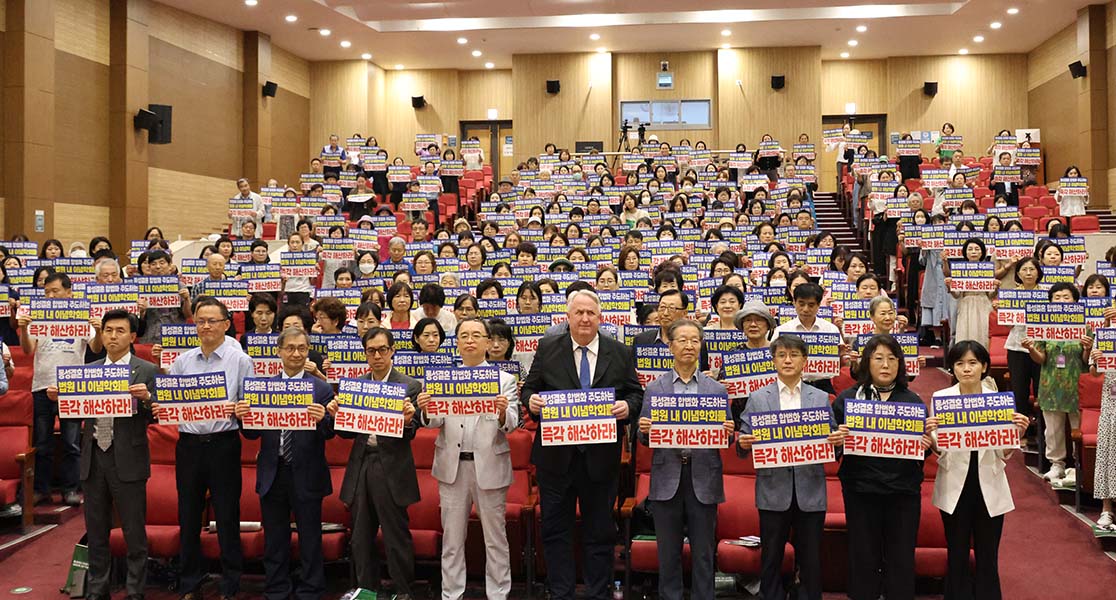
666, 319, 704, 342
94, 257, 120, 275
869, 294, 895, 316
277, 326, 309, 349
566, 289, 600, 308
388, 236, 407, 248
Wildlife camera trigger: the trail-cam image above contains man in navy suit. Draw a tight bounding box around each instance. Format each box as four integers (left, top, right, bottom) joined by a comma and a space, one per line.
235, 327, 334, 600
737, 335, 847, 600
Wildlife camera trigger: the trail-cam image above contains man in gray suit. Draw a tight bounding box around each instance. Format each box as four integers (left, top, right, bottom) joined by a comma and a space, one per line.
637, 320, 734, 600
737, 335, 847, 600
48, 309, 157, 600
327, 326, 420, 599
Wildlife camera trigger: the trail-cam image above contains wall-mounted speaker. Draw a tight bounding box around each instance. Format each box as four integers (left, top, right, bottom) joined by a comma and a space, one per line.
262, 81, 278, 97
546, 80, 561, 94
148, 104, 173, 144
771, 75, 785, 90
1069, 61, 1087, 79
411, 96, 426, 109
923, 81, 939, 97
134, 109, 158, 131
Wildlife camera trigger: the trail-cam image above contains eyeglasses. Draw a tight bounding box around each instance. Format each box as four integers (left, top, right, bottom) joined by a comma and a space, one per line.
280, 345, 309, 354
196, 318, 228, 327
671, 338, 702, 347
459, 333, 489, 341
366, 346, 393, 356
658, 304, 684, 312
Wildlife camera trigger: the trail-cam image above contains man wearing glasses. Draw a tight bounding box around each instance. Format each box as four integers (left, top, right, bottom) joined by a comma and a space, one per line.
418, 317, 518, 600
158, 297, 253, 600
631, 289, 711, 372
328, 327, 421, 599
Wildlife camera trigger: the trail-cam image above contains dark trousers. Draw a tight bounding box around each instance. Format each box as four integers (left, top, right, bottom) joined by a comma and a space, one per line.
842, 489, 920, 600
351, 450, 415, 595
33, 389, 81, 494
84, 446, 148, 596
940, 459, 1004, 600
261, 463, 325, 600
176, 431, 244, 596
538, 452, 617, 600
804, 378, 835, 397
649, 463, 717, 600
758, 491, 824, 600
1007, 349, 1040, 417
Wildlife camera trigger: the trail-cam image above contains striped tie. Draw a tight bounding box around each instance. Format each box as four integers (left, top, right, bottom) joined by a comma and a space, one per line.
94, 417, 113, 451
280, 430, 293, 464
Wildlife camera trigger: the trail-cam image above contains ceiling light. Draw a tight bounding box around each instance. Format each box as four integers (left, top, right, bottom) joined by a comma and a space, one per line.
973, 35, 984, 43
340, 40, 351, 48
471, 49, 482, 57
721, 29, 731, 37
856, 25, 867, 33
457, 37, 468, 44
959, 48, 969, 55
990, 21, 1002, 29
244, 0, 257, 6
847, 39, 858, 47
840, 52, 850, 59
1007, 7, 1019, 15
721, 43, 731, 49
284, 14, 297, 23
319, 28, 331, 36
484, 62, 495, 69
589, 33, 600, 41
361, 53, 372, 60
596, 47, 607, 53
394, 64, 404, 70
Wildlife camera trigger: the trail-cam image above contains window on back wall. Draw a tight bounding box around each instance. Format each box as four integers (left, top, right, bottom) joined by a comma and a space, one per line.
619, 99, 712, 130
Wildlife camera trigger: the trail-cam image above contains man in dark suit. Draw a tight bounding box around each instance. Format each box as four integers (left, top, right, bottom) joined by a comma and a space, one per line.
631, 289, 710, 372
47, 309, 157, 600
522, 290, 644, 600
327, 326, 420, 599
235, 327, 334, 600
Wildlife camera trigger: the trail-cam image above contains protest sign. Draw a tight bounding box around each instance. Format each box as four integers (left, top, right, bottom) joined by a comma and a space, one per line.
240, 378, 317, 430
647, 393, 731, 449
423, 366, 501, 416
153, 373, 230, 425
721, 348, 776, 400
748, 407, 835, 468
28, 298, 90, 339
56, 365, 132, 419
1025, 302, 1087, 341
844, 399, 926, 460
932, 392, 1018, 451
539, 388, 617, 446
334, 378, 409, 438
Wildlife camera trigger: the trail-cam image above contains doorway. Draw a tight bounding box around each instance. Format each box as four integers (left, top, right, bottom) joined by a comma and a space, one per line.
819, 114, 888, 193
461, 120, 513, 182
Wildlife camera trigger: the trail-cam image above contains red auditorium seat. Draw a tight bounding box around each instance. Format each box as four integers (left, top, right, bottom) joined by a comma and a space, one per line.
1022, 205, 1049, 220
377, 428, 442, 562
1019, 196, 1036, 209
623, 444, 690, 580
1074, 372, 1104, 498
201, 437, 266, 560
988, 312, 1010, 371
1020, 216, 1037, 232
111, 426, 182, 558
1039, 216, 1066, 232
715, 475, 795, 576
1071, 215, 1100, 233
1038, 196, 1058, 211
973, 186, 992, 199
0, 387, 33, 528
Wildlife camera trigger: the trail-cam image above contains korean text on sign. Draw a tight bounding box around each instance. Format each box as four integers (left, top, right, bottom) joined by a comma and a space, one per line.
540, 388, 617, 446
154, 372, 230, 425
932, 392, 1018, 451
241, 377, 317, 431
748, 407, 835, 468
424, 366, 501, 417
56, 365, 133, 419
844, 399, 926, 460
648, 393, 730, 449
334, 378, 409, 438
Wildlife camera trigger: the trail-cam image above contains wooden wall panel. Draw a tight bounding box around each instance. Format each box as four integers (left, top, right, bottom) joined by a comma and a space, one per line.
308, 61, 368, 158
148, 38, 244, 180
54, 202, 109, 249
459, 69, 512, 122
271, 44, 310, 99
717, 47, 821, 151
1107, 0, 1115, 50
55, 51, 110, 208
1028, 24, 1077, 91
367, 63, 385, 141
54, 0, 109, 65
1028, 71, 1078, 185
148, 167, 235, 240
613, 51, 717, 147
1109, 45, 1116, 179
886, 55, 1028, 152
381, 69, 460, 159
821, 59, 888, 115
149, 1, 242, 72
270, 88, 310, 189
0, 2, 5, 32
512, 52, 612, 163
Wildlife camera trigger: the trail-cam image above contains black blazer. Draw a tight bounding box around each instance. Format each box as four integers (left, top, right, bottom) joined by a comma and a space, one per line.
337, 368, 423, 507
522, 332, 644, 482
242, 372, 336, 499
631, 329, 710, 372
990, 181, 1019, 206
80, 355, 158, 483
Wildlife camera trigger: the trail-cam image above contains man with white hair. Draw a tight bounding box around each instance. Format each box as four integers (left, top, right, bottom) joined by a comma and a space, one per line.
522, 289, 644, 600
382, 236, 413, 275
230, 178, 265, 233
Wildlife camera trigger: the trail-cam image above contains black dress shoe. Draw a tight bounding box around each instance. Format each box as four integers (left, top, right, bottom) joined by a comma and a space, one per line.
124, 595, 144, 600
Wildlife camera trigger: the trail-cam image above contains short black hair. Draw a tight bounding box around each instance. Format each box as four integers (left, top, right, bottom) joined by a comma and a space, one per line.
43, 271, 72, 290
248, 292, 277, 315
854, 334, 908, 389
565, 280, 595, 298
476, 278, 504, 299
945, 340, 991, 375
277, 303, 313, 331
361, 326, 394, 348
412, 317, 446, 351
770, 334, 809, 357
487, 318, 515, 359
1047, 282, 1080, 301
658, 288, 689, 310
100, 309, 138, 333
516, 242, 538, 258
792, 282, 824, 303
192, 296, 230, 320
418, 283, 446, 307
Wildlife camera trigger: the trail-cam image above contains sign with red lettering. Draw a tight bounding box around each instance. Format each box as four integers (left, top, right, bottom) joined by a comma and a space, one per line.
1025, 301, 1086, 341
540, 388, 617, 446
932, 392, 1018, 451
28, 298, 91, 339
56, 365, 133, 418
240, 378, 317, 431
154, 372, 230, 425
844, 399, 926, 460
334, 378, 408, 438
423, 366, 501, 417
748, 407, 834, 468
647, 393, 730, 449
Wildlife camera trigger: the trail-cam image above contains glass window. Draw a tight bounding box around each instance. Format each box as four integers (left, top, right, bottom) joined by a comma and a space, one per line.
619, 99, 712, 130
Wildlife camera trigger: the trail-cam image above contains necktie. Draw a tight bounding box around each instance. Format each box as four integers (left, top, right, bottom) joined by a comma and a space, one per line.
280, 430, 293, 464
578, 346, 591, 389
94, 417, 113, 451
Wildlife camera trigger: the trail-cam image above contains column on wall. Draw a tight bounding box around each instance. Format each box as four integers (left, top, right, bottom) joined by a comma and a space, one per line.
243, 31, 271, 189
108, 0, 150, 247
1076, 4, 1109, 209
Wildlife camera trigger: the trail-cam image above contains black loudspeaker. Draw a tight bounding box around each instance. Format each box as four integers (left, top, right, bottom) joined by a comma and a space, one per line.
411, 96, 426, 109
923, 81, 939, 97
546, 79, 561, 94
148, 104, 172, 144
262, 81, 278, 97
133, 109, 158, 131
1069, 61, 1087, 79
771, 75, 785, 90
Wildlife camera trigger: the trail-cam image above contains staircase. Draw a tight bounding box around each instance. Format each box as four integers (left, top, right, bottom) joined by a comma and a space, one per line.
813, 192, 866, 253
1087, 209, 1116, 232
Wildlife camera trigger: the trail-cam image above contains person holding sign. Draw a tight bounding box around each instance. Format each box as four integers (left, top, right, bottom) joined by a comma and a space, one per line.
737, 335, 846, 600
946, 238, 998, 349
1020, 283, 1093, 482
417, 318, 518, 600
328, 327, 421, 598
19, 272, 101, 506
833, 335, 930, 600
230, 178, 265, 234
1001, 257, 1044, 416
233, 327, 334, 600
46, 310, 156, 600
929, 341, 1029, 600
636, 319, 733, 600
632, 289, 711, 372
522, 289, 644, 600
772, 282, 843, 395
1054, 165, 1088, 218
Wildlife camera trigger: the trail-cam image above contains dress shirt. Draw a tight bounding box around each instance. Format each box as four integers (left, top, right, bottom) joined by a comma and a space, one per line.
772, 317, 839, 382
459, 361, 518, 453
571, 335, 600, 387
672, 368, 701, 458
95, 352, 132, 445
366, 369, 392, 447
169, 336, 253, 435
777, 378, 803, 411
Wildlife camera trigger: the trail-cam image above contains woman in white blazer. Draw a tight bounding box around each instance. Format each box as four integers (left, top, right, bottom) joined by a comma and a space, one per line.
928, 340, 1029, 600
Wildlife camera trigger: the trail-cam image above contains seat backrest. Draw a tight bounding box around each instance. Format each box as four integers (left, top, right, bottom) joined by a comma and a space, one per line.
147, 464, 180, 525
323, 467, 352, 526
715, 475, 760, 538
1022, 205, 1048, 219
148, 425, 180, 464
0, 425, 30, 479
412, 427, 437, 469
325, 436, 354, 466
1079, 371, 1105, 410
407, 471, 442, 530
1073, 215, 1100, 232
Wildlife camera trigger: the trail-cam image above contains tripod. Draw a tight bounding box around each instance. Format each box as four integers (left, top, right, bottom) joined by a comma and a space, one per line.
612, 121, 634, 172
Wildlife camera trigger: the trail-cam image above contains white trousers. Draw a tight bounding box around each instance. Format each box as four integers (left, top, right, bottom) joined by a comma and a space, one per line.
1043, 410, 1081, 468
438, 459, 511, 600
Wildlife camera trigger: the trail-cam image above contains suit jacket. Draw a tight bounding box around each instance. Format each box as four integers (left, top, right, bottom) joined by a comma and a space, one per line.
639, 371, 727, 505
632, 329, 710, 373
930, 384, 1015, 517
80, 355, 158, 483
991, 180, 1019, 206
424, 366, 519, 490
522, 332, 644, 482
338, 368, 423, 507
739, 380, 834, 512
242, 372, 335, 499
